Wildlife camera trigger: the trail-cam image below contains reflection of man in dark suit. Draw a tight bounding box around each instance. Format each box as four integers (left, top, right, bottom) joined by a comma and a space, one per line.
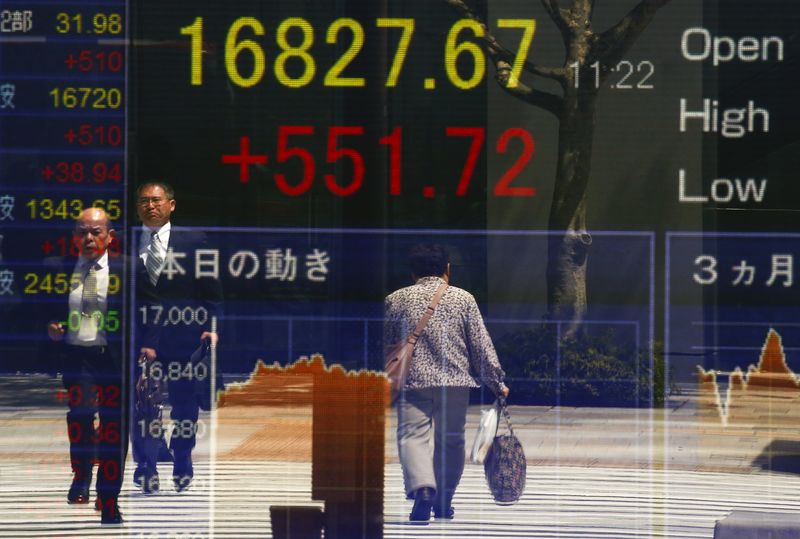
132, 181, 221, 494
46, 208, 127, 524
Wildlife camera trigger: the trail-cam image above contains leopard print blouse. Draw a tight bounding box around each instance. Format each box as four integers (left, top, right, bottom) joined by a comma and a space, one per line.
384, 276, 506, 395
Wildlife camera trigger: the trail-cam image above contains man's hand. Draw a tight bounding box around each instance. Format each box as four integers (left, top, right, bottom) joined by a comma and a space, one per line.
200, 331, 219, 347
47, 321, 65, 342
500, 384, 510, 398
140, 347, 157, 362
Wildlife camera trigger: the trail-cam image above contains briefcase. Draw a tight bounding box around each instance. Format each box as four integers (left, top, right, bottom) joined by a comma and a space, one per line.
135, 357, 165, 421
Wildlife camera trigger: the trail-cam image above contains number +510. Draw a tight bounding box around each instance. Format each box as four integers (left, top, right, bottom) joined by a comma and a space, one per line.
181, 16, 536, 90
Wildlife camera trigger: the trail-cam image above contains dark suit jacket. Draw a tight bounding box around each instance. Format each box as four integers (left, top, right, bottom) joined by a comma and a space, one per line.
136, 227, 223, 361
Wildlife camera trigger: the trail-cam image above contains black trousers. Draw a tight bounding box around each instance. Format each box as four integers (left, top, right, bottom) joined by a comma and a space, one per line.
132, 357, 199, 468
61, 344, 128, 502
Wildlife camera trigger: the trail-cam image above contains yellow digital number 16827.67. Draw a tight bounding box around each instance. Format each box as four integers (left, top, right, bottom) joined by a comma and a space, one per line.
180, 16, 536, 91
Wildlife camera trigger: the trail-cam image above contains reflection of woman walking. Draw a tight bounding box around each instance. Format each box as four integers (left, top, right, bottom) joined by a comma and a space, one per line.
385, 244, 509, 522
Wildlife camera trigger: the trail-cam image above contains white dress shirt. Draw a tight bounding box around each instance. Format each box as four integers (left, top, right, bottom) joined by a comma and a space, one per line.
66, 251, 109, 346
139, 221, 171, 280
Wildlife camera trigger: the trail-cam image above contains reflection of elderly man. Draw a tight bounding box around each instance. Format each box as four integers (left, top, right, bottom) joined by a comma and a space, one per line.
47, 208, 127, 525
133, 181, 222, 494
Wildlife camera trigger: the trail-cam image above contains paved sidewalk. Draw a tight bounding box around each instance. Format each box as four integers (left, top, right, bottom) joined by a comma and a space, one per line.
0, 375, 786, 473
1, 375, 799, 537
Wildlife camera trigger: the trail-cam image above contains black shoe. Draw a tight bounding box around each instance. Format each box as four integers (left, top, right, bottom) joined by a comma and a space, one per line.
67, 482, 90, 504
433, 505, 455, 519
100, 500, 123, 525
433, 493, 454, 519
173, 455, 193, 493
133, 464, 147, 488
173, 475, 193, 492
142, 470, 160, 495
409, 487, 435, 522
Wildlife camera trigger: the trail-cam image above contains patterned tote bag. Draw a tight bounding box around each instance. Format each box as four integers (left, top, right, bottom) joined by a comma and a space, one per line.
483, 397, 526, 504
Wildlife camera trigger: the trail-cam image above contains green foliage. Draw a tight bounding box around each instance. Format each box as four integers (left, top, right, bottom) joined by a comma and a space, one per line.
495, 325, 665, 407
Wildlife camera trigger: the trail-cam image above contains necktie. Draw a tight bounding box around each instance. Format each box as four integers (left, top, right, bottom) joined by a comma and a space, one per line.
146, 231, 163, 285
81, 265, 99, 316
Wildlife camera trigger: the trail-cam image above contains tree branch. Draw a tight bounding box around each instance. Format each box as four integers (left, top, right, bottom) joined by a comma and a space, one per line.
580, 0, 596, 27
540, 0, 571, 39
588, 0, 597, 22
595, 0, 673, 64
495, 61, 562, 116
444, 0, 566, 81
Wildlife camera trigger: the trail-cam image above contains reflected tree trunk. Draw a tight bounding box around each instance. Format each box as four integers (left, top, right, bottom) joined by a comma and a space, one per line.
547, 82, 597, 333
445, 0, 671, 333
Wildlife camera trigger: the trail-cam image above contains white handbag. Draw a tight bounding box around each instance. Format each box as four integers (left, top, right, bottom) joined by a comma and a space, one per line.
470, 400, 499, 464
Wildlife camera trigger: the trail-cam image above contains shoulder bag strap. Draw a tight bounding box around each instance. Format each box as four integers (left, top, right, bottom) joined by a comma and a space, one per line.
497, 396, 515, 437
406, 282, 448, 346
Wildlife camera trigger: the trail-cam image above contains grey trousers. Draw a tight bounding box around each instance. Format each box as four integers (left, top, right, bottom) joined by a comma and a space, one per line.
397, 386, 470, 499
